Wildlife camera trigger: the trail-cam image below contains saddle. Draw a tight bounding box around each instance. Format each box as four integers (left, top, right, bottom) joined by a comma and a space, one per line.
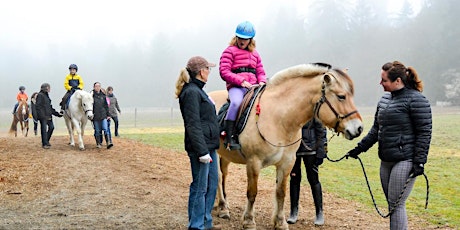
217, 85, 266, 139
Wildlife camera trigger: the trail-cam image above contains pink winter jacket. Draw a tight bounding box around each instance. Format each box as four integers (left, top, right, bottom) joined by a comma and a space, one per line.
219, 45, 267, 90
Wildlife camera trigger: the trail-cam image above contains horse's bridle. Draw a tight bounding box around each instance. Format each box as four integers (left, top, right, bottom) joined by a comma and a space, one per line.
313, 75, 358, 133
15, 105, 29, 123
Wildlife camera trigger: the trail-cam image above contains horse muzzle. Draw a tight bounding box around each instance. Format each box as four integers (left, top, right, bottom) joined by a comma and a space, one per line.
342, 119, 363, 140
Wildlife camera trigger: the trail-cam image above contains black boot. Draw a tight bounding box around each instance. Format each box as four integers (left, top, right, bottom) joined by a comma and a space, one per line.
287, 180, 300, 224
311, 183, 324, 225
105, 134, 113, 149
95, 136, 102, 148
224, 120, 240, 150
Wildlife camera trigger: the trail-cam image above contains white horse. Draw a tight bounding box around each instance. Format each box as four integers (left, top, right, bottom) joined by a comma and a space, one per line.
63, 90, 94, 150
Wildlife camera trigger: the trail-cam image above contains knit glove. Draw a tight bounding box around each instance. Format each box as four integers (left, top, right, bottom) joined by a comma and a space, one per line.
410, 163, 424, 178
199, 154, 212, 164
346, 146, 363, 159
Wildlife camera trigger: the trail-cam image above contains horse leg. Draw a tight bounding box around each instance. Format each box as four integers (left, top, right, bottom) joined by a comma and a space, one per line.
65, 118, 75, 147
243, 160, 261, 230
73, 120, 85, 150
216, 157, 231, 219
273, 165, 291, 230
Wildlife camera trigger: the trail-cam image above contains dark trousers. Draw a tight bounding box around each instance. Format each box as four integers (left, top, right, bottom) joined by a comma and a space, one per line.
290, 154, 320, 187
39, 118, 54, 146
108, 116, 119, 136
60, 91, 72, 109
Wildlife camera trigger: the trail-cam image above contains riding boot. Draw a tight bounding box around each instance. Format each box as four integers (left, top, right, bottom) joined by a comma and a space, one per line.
95, 136, 102, 148
311, 182, 324, 225
105, 134, 113, 149
224, 120, 240, 150
287, 180, 300, 224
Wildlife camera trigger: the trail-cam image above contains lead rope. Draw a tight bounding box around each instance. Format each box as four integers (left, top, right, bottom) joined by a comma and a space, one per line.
326, 146, 429, 217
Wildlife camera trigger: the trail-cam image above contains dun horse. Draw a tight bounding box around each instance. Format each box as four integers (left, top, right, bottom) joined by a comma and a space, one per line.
63, 90, 94, 150
208, 63, 363, 230
9, 99, 29, 137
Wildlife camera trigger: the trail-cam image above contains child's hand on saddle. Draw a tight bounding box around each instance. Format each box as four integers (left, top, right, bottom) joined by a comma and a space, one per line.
241, 81, 252, 88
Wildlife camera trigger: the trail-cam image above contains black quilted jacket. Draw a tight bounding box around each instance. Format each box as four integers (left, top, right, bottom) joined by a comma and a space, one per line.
179, 78, 220, 157
357, 87, 432, 164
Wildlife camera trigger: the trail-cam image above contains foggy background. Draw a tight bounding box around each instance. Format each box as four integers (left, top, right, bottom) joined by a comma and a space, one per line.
1, 0, 459, 110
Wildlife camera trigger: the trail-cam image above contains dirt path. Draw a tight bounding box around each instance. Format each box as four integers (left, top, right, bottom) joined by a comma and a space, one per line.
0, 135, 446, 229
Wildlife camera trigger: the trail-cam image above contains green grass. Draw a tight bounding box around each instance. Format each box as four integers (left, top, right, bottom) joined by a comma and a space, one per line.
123, 113, 459, 229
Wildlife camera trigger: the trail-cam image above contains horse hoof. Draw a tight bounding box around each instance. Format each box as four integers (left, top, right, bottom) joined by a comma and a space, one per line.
218, 210, 230, 219
243, 224, 256, 230
79, 147, 85, 151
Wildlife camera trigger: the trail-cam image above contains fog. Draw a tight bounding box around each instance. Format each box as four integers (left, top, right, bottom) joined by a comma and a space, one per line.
1, 0, 459, 109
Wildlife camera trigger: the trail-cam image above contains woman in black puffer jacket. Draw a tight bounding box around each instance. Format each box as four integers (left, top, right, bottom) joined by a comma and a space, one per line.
347, 61, 432, 230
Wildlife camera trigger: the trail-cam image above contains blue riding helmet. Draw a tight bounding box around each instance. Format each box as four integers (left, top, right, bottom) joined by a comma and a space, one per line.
235, 21, 256, 39
19, 86, 25, 91
69, 64, 78, 71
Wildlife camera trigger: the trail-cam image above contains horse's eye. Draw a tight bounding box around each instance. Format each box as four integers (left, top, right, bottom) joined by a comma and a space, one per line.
337, 95, 346, 101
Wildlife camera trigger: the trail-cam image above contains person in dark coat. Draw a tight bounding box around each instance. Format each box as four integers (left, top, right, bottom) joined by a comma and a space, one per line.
175, 56, 221, 230
30, 92, 39, 136
35, 83, 62, 148
287, 118, 327, 225
91, 82, 113, 149
346, 61, 432, 230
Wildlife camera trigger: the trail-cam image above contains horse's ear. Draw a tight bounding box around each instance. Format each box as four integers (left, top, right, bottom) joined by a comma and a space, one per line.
323, 73, 333, 84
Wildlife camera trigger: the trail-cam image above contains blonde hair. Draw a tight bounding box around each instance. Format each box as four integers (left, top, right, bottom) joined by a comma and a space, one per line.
229, 36, 256, 52
175, 68, 191, 98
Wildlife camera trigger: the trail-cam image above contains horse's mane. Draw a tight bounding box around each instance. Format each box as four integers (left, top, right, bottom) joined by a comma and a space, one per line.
268, 63, 354, 94
268, 63, 331, 85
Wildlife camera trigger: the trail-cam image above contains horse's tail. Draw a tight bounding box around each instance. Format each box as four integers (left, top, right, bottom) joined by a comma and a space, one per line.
9, 116, 16, 133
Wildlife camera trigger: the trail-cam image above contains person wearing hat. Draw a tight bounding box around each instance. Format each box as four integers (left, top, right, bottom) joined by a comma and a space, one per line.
60, 64, 84, 114
36, 83, 62, 149
219, 21, 267, 150
12, 86, 28, 114
175, 56, 221, 230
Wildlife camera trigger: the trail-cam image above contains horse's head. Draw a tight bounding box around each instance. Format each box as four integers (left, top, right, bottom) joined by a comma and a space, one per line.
76, 90, 94, 120
314, 68, 363, 140
19, 99, 29, 117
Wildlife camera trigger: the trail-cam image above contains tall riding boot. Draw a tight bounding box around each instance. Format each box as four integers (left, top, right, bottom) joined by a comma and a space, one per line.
287, 181, 300, 224
105, 134, 113, 149
224, 120, 240, 150
311, 183, 324, 225
95, 136, 102, 148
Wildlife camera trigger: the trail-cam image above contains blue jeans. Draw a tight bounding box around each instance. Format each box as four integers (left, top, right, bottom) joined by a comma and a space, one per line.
187, 150, 218, 230
93, 119, 109, 139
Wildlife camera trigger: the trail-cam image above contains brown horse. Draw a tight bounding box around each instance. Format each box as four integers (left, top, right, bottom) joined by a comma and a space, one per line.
10, 99, 30, 137
208, 63, 363, 230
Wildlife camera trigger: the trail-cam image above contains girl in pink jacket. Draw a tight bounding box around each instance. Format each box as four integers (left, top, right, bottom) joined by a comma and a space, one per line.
219, 21, 267, 150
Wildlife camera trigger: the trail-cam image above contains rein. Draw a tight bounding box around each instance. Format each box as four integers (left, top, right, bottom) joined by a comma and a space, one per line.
326, 151, 430, 218
313, 77, 358, 133
254, 87, 303, 148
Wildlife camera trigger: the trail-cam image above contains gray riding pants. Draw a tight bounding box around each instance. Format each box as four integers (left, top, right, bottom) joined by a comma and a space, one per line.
380, 160, 416, 230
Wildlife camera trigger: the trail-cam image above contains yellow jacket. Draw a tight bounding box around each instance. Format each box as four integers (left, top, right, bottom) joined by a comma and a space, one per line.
64, 74, 84, 91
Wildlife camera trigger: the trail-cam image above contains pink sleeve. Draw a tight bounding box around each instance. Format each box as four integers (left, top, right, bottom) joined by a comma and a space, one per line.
219, 47, 245, 86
